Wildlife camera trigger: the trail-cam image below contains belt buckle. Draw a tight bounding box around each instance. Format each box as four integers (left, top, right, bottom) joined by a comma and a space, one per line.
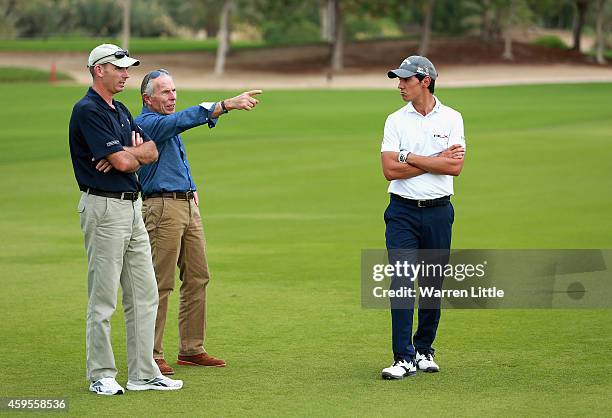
417, 200, 427, 208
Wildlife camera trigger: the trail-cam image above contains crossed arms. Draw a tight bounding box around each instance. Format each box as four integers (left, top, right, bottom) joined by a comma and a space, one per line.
381, 144, 465, 181
95, 131, 158, 173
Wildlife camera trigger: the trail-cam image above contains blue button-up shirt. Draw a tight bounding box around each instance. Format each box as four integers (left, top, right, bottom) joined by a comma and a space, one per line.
135, 104, 218, 194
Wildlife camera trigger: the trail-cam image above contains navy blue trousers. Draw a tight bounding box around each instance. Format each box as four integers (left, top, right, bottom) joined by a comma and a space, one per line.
384, 194, 454, 360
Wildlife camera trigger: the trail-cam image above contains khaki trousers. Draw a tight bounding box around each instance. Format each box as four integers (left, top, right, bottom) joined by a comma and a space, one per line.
142, 197, 210, 358
78, 192, 161, 381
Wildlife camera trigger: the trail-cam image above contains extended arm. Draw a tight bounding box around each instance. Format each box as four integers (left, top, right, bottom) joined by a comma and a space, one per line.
210, 90, 263, 118
137, 90, 263, 142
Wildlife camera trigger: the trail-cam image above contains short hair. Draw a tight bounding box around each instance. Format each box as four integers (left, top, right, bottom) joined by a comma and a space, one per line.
88, 62, 114, 79
140, 69, 171, 104
415, 73, 435, 94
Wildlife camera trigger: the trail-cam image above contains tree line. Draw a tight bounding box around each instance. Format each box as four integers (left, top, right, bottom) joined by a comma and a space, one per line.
1, 0, 610, 70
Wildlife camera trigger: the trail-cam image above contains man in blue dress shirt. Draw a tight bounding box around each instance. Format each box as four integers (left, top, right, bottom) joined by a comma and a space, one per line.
135, 69, 262, 375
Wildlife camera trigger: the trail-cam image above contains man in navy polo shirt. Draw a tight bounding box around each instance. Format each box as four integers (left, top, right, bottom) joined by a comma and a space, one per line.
69, 44, 183, 394
135, 69, 261, 375
379, 56, 466, 379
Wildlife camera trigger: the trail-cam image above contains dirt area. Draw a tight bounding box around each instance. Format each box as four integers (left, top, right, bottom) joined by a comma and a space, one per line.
1, 37, 610, 89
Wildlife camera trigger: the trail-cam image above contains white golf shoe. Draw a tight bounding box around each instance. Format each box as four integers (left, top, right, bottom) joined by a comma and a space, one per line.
127, 375, 183, 391
89, 377, 125, 395
415, 351, 440, 372
381, 359, 417, 379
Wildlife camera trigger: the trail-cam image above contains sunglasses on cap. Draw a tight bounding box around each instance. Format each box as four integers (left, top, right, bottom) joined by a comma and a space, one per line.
91, 49, 129, 66
140, 69, 171, 95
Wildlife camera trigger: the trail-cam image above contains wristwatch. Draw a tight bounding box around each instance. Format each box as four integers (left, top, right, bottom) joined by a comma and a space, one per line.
220, 100, 229, 114
398, 150, 411, 163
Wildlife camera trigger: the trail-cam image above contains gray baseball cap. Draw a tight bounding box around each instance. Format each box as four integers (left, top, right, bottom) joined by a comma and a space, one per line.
87, 43, 140, 68
388, 55, 437, 80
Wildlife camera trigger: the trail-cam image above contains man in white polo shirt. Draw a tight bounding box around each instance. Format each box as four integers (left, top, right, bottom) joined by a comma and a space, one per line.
379, 56, 466, 379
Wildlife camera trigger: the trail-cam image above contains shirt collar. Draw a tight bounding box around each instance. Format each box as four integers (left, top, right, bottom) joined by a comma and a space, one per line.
405, 95, 442, 116
87, 87, 118, 111
141, 105, 168, 116
141, 105, 155, 115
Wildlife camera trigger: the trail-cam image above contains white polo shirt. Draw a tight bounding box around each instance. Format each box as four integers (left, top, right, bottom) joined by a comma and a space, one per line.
381, 96, 465, 200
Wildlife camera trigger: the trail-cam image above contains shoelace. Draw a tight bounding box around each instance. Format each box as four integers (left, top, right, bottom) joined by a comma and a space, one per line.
420, 353, 434, 362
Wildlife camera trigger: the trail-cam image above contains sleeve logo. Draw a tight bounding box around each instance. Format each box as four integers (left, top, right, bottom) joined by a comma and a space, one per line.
106, 139, 120, 147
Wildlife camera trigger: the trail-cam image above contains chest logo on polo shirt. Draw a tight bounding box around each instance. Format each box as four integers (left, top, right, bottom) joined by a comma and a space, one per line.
431, 131, 450, 150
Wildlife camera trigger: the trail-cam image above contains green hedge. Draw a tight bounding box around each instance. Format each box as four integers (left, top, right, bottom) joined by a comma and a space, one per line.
0, 37, 265, 53
532, 35, 568, 50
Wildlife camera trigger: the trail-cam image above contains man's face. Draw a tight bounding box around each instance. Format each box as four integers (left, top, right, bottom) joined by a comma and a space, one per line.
98, 63, 129, 94
397, 76, 428, 102
145, 75, 177, 115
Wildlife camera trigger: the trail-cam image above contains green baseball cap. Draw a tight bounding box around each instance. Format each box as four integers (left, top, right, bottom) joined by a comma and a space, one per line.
388, 55, 437, 80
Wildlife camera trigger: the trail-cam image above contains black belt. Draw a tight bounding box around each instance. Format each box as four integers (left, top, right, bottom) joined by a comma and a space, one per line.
143, 191, 195, 201
81, 187, 139, 201
391, 193, 450, 208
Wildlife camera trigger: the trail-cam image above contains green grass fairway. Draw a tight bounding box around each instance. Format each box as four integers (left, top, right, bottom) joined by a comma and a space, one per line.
1, 83, 611, 416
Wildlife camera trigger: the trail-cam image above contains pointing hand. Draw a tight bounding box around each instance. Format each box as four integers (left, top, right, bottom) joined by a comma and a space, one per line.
224, 90, 263, 111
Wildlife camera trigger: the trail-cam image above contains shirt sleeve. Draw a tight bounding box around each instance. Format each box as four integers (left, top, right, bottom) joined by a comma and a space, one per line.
449, 113, 466, 149
77, 106, 125, 160
381, 116, 400, 152
200, 102, 220, 126
137, 105, 217, 145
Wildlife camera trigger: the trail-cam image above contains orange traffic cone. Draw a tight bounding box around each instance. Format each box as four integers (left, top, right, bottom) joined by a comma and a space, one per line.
49, 63, 57, 84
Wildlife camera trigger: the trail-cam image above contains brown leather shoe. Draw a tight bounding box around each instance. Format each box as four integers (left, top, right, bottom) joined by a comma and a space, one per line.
154, 358, 175, 375
177, 353, 226, 368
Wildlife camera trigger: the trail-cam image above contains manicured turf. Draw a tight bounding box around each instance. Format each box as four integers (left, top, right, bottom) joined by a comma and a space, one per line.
0, 66, 73, 82
0, 83, 610, 416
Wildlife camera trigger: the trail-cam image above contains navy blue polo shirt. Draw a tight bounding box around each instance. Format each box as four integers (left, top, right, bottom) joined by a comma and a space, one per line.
69, 87, 151, 192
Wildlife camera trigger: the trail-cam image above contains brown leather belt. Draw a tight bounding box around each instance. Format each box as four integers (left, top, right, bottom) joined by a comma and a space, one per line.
143, 191, 195, 201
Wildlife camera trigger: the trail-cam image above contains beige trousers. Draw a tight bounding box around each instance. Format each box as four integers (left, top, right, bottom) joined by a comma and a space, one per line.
78, 192, 160, 381
142, 197, 210, 359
